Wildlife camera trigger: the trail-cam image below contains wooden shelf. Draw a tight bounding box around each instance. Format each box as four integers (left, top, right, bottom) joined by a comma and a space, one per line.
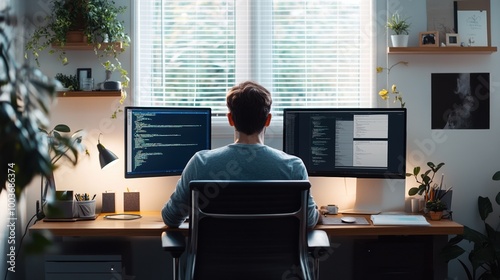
388, 46, 497, 54
52, 42, 123, 51
57, 90, 122, 97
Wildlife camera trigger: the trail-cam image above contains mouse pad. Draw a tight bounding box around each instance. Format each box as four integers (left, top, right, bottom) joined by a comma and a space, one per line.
321, 217, 370, 225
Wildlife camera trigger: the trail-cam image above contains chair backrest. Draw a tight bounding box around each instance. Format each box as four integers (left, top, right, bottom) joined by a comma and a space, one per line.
185, 180, 312, 280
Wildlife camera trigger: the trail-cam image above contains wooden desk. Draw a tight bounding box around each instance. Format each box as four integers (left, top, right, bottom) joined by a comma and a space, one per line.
29, 211, 463, 237
29, 212, 462, 279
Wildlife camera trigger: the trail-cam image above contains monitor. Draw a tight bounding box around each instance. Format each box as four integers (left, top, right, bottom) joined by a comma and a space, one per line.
125, 106, 211, 178
283, 108, 406, 179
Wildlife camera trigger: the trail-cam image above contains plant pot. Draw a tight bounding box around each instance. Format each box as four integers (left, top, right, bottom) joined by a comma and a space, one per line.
66, 31, 86, 43
429, 211, 443, 221
391, 34, 409, 47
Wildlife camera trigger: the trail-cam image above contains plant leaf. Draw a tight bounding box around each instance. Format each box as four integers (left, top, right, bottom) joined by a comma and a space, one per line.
408, 187, 419, 196
53, 124, 70, 132
478, 196, 493, 221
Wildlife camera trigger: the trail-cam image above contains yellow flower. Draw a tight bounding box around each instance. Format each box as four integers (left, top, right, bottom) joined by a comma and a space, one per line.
376, 61, 408, 108
378, 89, 389, 100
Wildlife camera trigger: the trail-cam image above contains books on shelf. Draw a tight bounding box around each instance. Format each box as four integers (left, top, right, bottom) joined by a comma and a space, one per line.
370, 214, 430, 226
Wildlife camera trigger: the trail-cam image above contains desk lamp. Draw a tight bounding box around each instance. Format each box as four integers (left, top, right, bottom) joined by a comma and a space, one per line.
97, 133, 118, 169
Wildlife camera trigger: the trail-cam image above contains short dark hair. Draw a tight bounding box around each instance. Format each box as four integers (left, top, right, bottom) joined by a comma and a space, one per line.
226, 81, 272, 135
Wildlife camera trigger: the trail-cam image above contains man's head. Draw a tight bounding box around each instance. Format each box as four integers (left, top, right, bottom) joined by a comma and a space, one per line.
226, 81, 272, 135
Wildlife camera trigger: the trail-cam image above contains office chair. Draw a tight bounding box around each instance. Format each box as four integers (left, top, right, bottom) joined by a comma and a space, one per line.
162, 180, 330, 280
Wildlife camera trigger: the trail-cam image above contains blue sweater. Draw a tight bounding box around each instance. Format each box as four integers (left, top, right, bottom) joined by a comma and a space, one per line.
161, 143, 319, 228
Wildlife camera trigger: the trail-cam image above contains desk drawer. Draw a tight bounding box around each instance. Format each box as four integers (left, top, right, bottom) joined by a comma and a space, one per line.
45, 255, 121, 280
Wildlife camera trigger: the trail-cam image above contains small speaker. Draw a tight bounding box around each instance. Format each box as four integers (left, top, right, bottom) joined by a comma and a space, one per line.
101, 81, 121, 90
124, 192, 140, 212
101, 192, 115, 213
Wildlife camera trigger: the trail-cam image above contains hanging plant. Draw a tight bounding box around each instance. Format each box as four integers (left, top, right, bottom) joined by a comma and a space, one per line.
24, 0, 130, 116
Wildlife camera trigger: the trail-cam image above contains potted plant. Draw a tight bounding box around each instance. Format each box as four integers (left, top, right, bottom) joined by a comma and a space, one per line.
440, 171, 500, 279
24, 0, 130, 111
407, 162, 453, 218
407, 162, 445, 201
55, 73, 79, 91
1, 6, 80, 255
425, 199, 447, 220
387, 12, 411, 47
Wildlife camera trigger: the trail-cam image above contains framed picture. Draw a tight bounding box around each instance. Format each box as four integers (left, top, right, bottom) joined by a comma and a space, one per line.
419, 31, 439, 47
446, 33, 460, 46
77, 68, 92, 90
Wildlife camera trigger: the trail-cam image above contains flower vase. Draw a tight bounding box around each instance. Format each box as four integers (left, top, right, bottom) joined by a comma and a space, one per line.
391, 35, 409, 47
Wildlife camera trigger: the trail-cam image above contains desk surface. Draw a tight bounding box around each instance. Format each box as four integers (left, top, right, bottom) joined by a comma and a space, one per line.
29, 211, 463, 237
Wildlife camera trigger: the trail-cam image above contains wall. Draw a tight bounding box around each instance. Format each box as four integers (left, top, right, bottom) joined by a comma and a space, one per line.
18, 0, 500, 279
385, 0, 500, 278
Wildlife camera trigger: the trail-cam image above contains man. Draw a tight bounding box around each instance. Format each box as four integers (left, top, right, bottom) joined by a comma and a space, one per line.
161, 81, 319, 228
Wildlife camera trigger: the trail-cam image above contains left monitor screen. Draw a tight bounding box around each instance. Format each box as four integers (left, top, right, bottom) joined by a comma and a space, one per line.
125, 106, 211, 178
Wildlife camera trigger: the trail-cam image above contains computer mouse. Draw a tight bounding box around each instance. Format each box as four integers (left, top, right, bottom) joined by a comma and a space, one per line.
341, 216, 357, 223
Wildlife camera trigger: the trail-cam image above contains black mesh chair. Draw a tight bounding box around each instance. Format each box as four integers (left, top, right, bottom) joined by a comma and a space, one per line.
162, 180, 330, 280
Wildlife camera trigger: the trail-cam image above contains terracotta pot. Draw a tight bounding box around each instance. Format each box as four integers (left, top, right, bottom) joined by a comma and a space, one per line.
66, 31, 85, 43
429, 211, 443, 221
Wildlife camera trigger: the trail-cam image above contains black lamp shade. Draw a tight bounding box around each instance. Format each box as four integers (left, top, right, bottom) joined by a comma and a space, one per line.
97, 143, 118, 169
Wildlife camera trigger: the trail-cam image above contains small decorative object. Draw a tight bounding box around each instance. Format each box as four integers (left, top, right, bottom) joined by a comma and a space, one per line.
426, 200, 447, 221
419, 31, 439, 47
101, 192, 116, 213
387, 13, 411, 47
376, 61, 409, 108
446, 33, 460, 47
124, 191, 140, 212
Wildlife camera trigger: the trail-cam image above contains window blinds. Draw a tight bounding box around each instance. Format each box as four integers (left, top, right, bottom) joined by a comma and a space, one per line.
135, 0, 373, 115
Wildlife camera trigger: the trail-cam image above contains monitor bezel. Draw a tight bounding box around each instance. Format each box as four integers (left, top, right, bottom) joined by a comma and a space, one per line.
124, 106, 212, 178
282, 107, 407, 179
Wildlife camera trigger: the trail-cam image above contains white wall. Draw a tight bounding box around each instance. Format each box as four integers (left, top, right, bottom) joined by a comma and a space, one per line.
20, 0, 500, 279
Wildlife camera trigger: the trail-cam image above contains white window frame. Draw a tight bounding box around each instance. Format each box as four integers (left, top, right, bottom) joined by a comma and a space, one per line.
133, 1, 376, 138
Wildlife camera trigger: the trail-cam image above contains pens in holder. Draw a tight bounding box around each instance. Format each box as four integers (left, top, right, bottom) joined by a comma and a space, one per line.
75, 193, 96, 201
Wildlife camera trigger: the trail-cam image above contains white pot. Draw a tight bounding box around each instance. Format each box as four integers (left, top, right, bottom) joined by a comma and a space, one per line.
391, 34, 409, 47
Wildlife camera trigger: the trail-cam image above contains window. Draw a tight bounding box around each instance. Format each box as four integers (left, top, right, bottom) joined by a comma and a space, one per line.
134, 1, 374, 116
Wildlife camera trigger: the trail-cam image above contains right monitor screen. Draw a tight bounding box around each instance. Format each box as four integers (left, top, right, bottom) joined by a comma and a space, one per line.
283, 108, 407, 179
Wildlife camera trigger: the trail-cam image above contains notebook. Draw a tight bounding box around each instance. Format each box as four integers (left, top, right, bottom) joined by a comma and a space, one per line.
370, 214, 430, 226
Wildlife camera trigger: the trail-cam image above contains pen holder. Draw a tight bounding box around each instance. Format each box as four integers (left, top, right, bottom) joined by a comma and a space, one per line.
101, 192, 116, 213
124, 192, 140, 211
76, 200, 96, 218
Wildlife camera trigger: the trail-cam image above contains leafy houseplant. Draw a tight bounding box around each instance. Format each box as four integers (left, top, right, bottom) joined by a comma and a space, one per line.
1, 6, 82, 256
24, 0, 130, 112
440, 171, 500, 279
387, 13, 411, 47
387, 13, 411, 35
407, 162, 445, 201
55, 73, 78, 91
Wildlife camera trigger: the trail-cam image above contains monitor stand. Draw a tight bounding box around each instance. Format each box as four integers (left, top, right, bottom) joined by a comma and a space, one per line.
346, 178, 405, 213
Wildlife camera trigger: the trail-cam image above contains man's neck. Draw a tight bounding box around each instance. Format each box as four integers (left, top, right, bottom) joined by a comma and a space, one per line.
233, 130, 265, 144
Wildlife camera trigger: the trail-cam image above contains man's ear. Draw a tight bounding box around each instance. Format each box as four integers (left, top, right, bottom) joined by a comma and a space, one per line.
265, 113, 272, 127
227, 112, 235, 126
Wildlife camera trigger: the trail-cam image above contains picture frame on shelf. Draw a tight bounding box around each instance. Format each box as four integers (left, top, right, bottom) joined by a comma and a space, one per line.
419, 31, 439, 47
446, 33, 460, 46
77, 68, 92, 91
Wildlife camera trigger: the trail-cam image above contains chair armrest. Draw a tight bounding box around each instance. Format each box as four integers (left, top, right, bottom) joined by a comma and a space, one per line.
161, 231, 186, 258
307, 230, 330, 248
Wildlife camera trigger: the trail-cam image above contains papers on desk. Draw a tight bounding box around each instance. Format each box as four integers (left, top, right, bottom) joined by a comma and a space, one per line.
370, 214, 430, 226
